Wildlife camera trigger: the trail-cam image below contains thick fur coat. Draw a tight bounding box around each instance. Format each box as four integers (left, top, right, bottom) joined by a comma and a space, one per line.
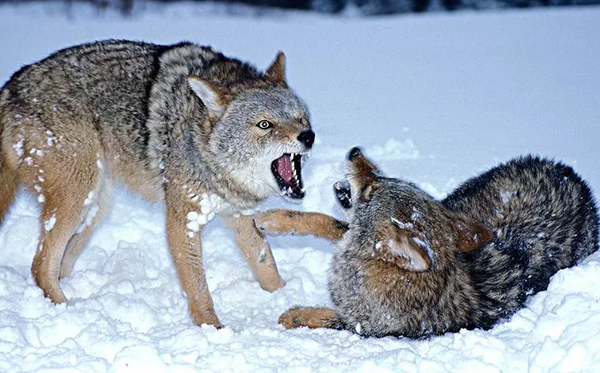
259, 148, 599, 338
0, 40, 314, 327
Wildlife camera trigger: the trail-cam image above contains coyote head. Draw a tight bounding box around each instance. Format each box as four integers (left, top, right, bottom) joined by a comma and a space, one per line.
334, 147, 492, 272
188, 53, 313, 202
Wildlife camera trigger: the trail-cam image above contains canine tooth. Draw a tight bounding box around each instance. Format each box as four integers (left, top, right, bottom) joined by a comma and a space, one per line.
292, 163, 298, 181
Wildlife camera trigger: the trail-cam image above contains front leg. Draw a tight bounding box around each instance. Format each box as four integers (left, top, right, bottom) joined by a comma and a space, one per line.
225, 214, 285, 292
254, 209, 349, 243
279, 306, 342, 330
165, 191, 222, 328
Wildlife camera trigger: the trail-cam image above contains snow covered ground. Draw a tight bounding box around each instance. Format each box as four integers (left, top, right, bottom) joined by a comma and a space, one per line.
1, 3, 600, 372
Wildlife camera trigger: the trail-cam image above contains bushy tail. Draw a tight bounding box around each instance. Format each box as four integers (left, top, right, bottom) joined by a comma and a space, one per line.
0, 89, 18, 224
0, 157, 18, 224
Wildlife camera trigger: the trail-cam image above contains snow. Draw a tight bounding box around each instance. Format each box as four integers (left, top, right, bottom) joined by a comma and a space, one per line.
84, 191, 95, 206
186, 194, 221, 236
44, 214, 57, 232
1, 3, 600, 372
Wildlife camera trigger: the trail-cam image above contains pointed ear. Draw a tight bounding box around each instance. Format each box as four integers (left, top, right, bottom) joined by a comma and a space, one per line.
347, 148, 382, 201
374, 220, 434, 272
452, 214, 493, 253
187, 76, 226, 117
361, 184, 374, 202
265, 51, 286, 84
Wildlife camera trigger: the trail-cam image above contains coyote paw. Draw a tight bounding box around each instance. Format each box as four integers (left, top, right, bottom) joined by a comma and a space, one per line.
278, 306, 338, 330
192, 312, 224, 329
259, 277, 286, 292
279, 306, 309, 329
202, 321, 224, 329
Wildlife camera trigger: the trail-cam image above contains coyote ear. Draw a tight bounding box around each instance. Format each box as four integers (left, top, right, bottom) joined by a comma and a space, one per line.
452, 214, 493, 253
265, 51, 286, 84
188, 76, 226, 117
374, 219, 433, 272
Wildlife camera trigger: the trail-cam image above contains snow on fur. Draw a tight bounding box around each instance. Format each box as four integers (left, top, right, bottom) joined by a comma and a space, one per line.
1, 3, 600, 372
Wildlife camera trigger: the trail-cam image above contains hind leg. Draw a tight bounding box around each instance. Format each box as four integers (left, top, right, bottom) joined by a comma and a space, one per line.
29, 157, 100, 304
59, 179, 112, 279
32, 190, 88, 303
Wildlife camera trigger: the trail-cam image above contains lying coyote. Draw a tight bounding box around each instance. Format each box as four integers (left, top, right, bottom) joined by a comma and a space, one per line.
256, 148, 598, 338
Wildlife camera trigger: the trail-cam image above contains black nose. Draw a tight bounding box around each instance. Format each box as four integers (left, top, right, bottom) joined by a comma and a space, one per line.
297, 130, 315, 149
348, 147, 362, 161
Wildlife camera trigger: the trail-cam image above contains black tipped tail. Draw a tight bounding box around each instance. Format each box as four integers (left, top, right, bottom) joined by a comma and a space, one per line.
0, 156, 18, 225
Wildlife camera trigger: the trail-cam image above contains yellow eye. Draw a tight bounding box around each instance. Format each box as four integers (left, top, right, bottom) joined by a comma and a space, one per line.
256, 120, 273, 130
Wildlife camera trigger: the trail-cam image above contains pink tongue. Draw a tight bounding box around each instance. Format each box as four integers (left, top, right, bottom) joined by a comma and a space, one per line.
276, 155, 293, 184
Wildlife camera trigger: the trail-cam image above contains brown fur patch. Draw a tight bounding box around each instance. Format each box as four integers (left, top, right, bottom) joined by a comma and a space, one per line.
456, 219, 493, 253
279, 306, 340, 329
265, 52, 286, 85
350, 154, 378, 193
224, 215, 285, 292
255, 209, 348, 242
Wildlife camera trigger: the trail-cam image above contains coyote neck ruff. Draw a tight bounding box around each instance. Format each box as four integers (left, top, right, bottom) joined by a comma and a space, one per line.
0, 40, 314, 327
144, 43, 311, 207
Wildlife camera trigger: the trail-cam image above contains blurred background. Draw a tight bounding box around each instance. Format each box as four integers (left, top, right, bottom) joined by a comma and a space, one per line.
1, 0, 599, 16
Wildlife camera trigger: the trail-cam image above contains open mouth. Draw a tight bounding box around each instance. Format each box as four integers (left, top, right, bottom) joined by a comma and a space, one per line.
334, 180, 352, 209
271, 153, 305, 200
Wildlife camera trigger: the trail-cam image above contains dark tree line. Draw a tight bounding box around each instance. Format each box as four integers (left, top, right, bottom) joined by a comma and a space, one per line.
0, 0, 598, 15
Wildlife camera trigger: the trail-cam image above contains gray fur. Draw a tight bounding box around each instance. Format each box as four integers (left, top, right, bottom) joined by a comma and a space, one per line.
330, 151, 598, 338
1, 40, 311, 206
0, 40, 313, 326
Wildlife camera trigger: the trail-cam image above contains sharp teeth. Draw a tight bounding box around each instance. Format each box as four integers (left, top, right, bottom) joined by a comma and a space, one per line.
286, 153, 302, 187
294, 154, 300, 179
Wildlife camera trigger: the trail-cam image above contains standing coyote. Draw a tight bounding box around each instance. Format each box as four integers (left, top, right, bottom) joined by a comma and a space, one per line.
0, 40, 315, 327
256, 148, 599, 338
